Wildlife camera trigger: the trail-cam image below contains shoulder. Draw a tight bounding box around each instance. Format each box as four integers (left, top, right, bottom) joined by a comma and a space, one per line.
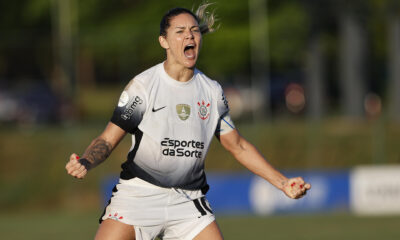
195, 68, 222, 91
125, 63, 163, 92
135, 63, 161, 81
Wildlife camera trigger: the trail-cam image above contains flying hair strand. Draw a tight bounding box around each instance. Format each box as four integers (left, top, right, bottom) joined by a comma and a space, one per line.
193, 2, 219, 35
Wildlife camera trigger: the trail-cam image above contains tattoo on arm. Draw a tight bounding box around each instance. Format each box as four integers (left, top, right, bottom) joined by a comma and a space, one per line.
83, 138, 113, 169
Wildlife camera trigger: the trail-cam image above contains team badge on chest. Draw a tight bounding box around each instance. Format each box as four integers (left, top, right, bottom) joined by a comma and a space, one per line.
198, 100, 210, 120
176, 104, 191, 121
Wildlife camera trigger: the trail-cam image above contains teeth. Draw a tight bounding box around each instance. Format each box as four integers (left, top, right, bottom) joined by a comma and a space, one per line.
184, 44, 195, 52
184, 44, 195, 59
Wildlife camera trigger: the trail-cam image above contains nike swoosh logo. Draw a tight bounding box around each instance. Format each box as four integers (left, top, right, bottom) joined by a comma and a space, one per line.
152, 106, 166, 112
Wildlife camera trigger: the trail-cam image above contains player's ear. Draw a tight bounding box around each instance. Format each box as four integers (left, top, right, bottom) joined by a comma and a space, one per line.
159, 36, 169, 49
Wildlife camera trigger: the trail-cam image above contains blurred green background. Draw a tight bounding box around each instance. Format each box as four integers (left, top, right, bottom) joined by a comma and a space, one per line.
1, 0, 400, 239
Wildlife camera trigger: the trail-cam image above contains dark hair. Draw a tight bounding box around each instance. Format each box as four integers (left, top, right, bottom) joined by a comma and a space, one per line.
159, 8, 199, 37
159, 3, 218, 37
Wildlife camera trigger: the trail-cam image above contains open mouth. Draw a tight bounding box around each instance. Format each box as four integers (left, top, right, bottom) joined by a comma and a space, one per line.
184, 44, 196, 59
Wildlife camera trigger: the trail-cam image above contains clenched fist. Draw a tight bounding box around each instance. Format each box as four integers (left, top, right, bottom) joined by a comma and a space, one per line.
65, 153, 88, 179
282, 177, 311, 199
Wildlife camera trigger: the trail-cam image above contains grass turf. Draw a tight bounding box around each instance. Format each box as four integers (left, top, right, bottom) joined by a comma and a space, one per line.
1, 211, 399, 240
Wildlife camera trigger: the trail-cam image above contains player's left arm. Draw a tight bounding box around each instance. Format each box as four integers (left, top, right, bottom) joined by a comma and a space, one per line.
218, 129, 311, 199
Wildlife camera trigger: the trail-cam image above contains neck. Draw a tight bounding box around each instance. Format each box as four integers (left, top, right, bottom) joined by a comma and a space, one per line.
163, 60, 194, 82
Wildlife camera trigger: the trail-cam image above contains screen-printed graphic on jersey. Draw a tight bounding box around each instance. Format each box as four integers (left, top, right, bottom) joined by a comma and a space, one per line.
221, 92, 229, 109
161, 137, 204, 158
197, 100, 210, 120
121, 96, 143, 120
118, 91, 129, 107
176, 104, 191, 120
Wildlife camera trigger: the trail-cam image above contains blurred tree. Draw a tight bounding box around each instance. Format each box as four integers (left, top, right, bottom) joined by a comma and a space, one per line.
249, 0, 269, 121
338, 0, 367, 118
268, 1, 309, 71
305, 35, 325, 120
303, 0, 336, 120
3, 0, 399, 122
386, 0, 400, 121
51, 0, 78, 98
0, 0, 53, 83
0, 0, 310, 86
75, 0, 251, 83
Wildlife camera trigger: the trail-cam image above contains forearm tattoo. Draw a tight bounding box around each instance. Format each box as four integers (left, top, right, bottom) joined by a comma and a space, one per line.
83, 138, 112, 168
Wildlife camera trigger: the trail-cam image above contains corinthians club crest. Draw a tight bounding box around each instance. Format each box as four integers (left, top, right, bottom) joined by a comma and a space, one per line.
176, 104, 191, 120
198, 100, 210, 120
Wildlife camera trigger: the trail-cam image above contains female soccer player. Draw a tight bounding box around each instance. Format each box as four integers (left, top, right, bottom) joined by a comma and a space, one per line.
66, 4, 311, 240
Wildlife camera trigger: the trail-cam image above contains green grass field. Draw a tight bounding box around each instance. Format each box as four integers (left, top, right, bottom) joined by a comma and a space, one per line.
1, 211, 399, 240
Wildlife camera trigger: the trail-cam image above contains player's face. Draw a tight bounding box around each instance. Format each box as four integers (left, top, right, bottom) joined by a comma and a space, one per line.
160, 13, 202, 69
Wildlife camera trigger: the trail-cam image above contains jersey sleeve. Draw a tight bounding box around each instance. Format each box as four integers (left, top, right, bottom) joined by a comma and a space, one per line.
215, 84, 236, 137
110, 79, 147, 134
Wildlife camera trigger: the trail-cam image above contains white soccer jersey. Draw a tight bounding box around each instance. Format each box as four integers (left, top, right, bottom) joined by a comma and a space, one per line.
111, 63, 235, 191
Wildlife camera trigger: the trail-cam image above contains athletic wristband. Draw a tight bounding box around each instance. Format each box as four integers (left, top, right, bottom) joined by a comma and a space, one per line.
78, 158, 92, 170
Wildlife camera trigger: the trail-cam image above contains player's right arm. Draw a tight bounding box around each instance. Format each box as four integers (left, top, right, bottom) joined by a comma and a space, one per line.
66, 122, 126, 179
66, 78, 147, 179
